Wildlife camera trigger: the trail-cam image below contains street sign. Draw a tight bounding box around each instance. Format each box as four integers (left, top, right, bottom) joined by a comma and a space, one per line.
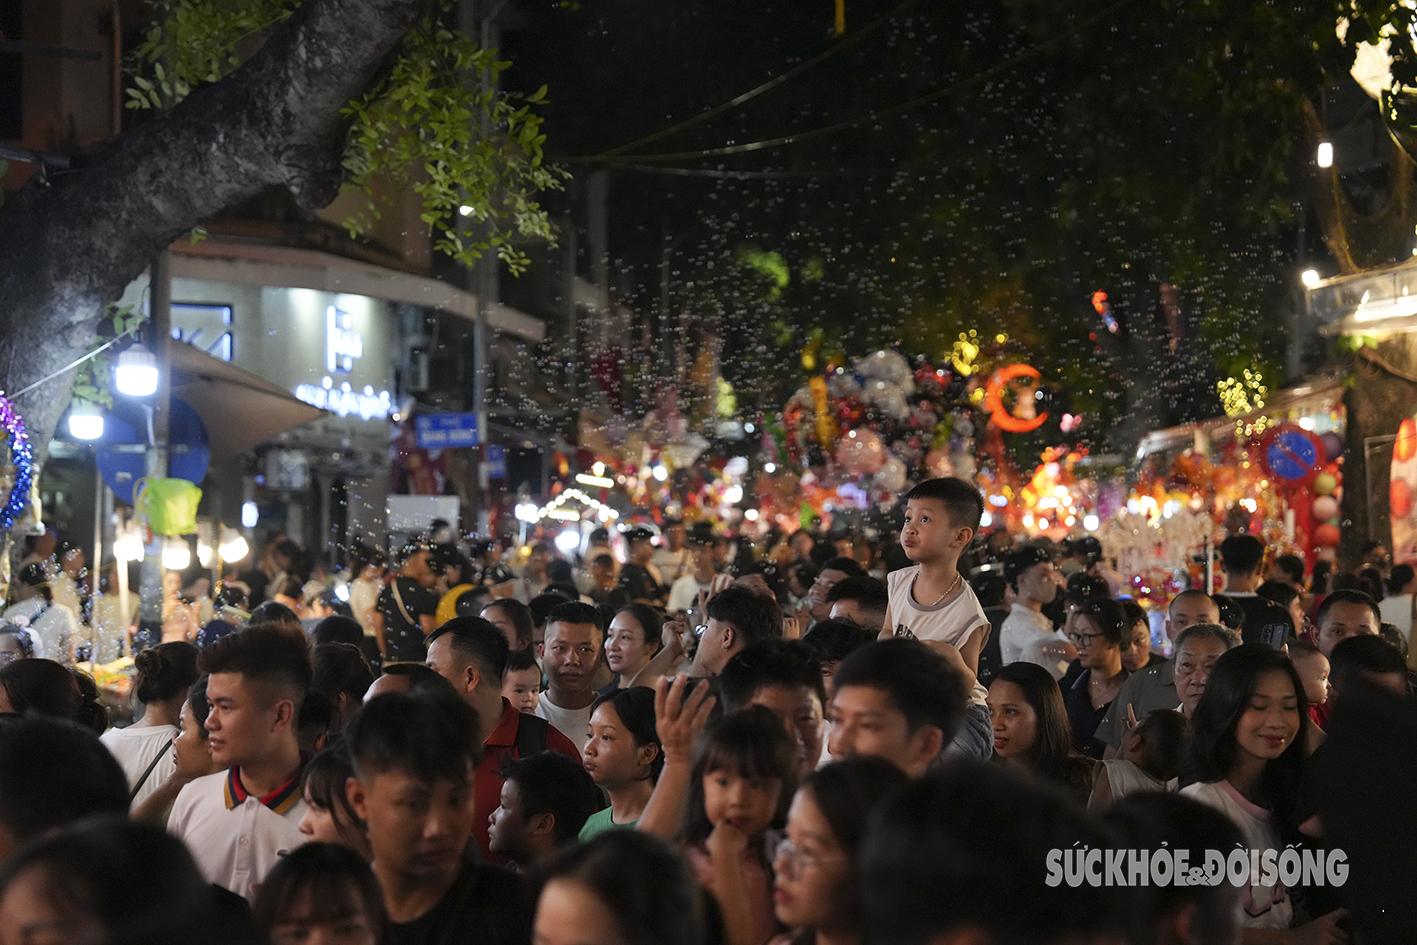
485, 443, 507, 478
415, 413, 478, 448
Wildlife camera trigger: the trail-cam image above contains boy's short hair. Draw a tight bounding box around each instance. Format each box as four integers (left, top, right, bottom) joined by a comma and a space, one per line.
0, 717, 129, 845
820, 556, 866, 578
376, 662, 459, 696
860, 761, 1123, 945
801, 619, 878, 665
902, 477, 984, 531
832, 639, 966, 742
705, 585, 783, 647
1219, 535, 1265, 575
1273, 553, 1306, 585
347, 690, 483, 782
1063, 573, 1111, 607
504, 648, 540, 677
591, 553, 615, 569
545, 600, 604, 634
199, 622, 312, 704
1329, 635, 1407, 692
498, 751, 600, 843
427, 615, 511, 680
1134, 709, 1186, 782
1315, 588, 1381, 629
824, 576, 889, 616
718, 640, 826, 713
1004, 545, 1052, 591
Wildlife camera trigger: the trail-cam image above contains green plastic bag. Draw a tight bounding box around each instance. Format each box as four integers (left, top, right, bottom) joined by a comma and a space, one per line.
135, 478, 203, 536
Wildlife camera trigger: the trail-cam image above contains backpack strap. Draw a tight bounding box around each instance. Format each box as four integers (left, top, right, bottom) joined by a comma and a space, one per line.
513, 712, 550, 758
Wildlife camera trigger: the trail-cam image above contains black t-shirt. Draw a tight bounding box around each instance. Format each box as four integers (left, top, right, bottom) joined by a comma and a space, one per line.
1231, 593, 1293, 647
377, 576, 438, 662
388, 861, 531, 945
618, 563, 666, 604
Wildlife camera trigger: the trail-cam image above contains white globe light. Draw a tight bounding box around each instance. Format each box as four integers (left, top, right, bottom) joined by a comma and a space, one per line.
1083, 514, 1100, 532
114, 529, 145, 562
115, 344, 159, 397
67, 402, 104, 440
219, 528, 249, 562
162, 537, 191, 571
554, 530, 582, 555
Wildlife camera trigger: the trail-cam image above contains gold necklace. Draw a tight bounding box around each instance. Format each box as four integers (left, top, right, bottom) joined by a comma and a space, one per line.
913, 570, 961, 607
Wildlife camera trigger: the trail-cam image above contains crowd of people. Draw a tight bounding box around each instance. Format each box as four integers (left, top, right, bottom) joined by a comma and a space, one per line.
0, 477, 1412, 944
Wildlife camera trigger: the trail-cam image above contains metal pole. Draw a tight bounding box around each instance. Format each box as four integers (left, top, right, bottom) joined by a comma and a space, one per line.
91, 466, 102, 663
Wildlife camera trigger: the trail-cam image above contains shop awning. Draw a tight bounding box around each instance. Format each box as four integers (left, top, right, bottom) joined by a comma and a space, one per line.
168, 342, 327, 462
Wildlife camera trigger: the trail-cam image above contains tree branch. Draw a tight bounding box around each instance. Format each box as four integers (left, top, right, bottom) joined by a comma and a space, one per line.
0, 0, 428, 472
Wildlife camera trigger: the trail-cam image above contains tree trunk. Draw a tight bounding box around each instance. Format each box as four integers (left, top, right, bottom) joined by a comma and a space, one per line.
0, 0, 427, 485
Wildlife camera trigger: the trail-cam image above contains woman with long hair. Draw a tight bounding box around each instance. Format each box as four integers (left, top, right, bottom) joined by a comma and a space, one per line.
1179, 644, 1347, 942
987, 661, 1093, 804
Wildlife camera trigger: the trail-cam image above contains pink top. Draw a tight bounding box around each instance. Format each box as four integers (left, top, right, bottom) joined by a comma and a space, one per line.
685, 841, 780, 945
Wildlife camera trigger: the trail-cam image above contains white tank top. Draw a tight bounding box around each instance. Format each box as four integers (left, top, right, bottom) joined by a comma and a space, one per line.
887, 566, 989, 706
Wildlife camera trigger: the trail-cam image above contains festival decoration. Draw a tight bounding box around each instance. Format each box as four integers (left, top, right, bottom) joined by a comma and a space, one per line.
984, 364, 1048, 433
0, 395, 34, 533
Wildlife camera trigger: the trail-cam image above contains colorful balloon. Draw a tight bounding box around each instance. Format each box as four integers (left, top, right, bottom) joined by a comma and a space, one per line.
1312, 472, 1338, 496
835, 428, 886, 475
1312, 495, 1339, 520
1313, 522, 1341, 547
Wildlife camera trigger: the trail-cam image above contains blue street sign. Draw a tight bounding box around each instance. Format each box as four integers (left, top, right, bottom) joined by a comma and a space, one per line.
415, 412, 479, 448
485, 443, 506, 478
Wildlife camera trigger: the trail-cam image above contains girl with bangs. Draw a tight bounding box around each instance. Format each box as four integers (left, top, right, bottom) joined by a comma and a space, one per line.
298, 746, 371, 861
254, 842, 386, 945
679, 706, 798, 945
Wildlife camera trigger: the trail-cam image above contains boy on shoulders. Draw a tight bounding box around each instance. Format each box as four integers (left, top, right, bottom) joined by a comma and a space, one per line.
879, 477, 994, 760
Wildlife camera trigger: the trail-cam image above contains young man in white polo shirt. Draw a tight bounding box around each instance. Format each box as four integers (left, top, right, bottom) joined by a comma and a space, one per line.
168, 623, 311, 901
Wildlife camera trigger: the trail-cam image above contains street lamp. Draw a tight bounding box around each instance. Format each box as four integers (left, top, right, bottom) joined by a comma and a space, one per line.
218, 526, 249, 562
115, 343, 158, 396
1316, 142, 1334, 169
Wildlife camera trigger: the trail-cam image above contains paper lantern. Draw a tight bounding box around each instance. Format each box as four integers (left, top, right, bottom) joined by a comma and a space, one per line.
1313, 522, 1341, 547
877, 453, 908, 492
1312, 495, 1340, 520
924, 447, 954, 479
1312, 472, 1338, 496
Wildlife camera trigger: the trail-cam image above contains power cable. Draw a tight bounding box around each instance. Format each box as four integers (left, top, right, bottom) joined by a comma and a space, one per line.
592, 0, 917, 158
578, 0, 1132, 165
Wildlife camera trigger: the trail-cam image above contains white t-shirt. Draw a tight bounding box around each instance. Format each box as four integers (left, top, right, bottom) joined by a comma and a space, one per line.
535, 696, 592, 752
1380, 593, 1414, 640
101, 723, 178, 809
168, 767, 308, 901
1179, 780, 1292, 930
886, 566, 989, 706
667, 573, 732, 615
1000, 603, 1067, 666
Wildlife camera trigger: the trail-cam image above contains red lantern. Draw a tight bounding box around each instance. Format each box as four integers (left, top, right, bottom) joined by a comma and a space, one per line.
1313, 523, 1341, 547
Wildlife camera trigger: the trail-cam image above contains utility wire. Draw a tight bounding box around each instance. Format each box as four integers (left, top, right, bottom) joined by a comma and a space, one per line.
615, 163, 899, 180
579, 0, 1132, 165
592, 0, 917, 158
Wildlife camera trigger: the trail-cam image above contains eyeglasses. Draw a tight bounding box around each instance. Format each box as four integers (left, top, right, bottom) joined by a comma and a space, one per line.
1067, 631, 1106, 646
772, 836, 847, 878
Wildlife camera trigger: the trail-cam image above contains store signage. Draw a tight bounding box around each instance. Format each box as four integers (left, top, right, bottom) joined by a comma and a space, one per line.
294, 378, 392, 420
415, 412, 479, 448
327, 305, 363, 374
